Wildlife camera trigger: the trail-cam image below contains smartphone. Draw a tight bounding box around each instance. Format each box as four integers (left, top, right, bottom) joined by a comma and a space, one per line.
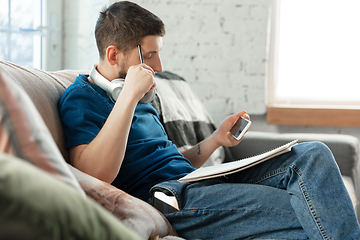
230, 116, 252, 140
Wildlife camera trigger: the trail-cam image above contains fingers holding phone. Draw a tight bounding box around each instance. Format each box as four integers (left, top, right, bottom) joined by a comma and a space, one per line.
216, 111, 251, 147
230, 116, 252, 140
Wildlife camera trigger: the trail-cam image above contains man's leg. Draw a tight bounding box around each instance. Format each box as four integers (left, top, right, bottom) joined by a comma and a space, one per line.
228, 141, 360, 239
163, 178, 308, 240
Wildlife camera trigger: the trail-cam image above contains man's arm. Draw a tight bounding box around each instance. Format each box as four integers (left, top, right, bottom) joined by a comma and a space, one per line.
181, 111, 249, 168
69, 64, 155, 183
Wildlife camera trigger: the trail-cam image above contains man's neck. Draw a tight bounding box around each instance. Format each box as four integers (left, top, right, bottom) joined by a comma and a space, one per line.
96, 62, 118, 81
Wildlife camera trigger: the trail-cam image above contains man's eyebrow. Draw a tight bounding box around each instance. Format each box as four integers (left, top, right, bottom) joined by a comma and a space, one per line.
144, 50, 159, 54
143, 46, 163, 55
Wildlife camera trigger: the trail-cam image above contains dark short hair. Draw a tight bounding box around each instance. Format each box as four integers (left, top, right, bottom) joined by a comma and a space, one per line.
95, 1, 165, 59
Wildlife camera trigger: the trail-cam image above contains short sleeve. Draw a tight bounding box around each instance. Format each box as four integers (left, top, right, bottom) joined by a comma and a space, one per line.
58, 76, 114, 149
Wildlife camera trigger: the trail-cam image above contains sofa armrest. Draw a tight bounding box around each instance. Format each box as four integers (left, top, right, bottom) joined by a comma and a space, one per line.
228, 131, 360, 218
68, 165, 179, 240
229, 131, 359, 177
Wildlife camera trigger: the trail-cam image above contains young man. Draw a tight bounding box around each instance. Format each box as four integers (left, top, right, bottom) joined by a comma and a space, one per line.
59, 1, 360, 239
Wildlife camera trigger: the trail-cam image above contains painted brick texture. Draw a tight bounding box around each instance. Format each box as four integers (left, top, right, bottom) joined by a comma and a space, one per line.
64, 0, 270, 125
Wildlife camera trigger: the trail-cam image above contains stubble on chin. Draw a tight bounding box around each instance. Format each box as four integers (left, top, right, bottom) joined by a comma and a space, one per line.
118, 53, 129, 79
118, 70, 126, 79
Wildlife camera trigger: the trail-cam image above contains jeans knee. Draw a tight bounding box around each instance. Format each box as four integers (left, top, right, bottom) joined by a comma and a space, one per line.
309, 141, 331, 154
299, 141, 337, 168
311, 141, 333, 156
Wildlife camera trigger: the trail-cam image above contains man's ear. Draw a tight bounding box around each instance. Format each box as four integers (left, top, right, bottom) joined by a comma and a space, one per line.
105, 45, 122, 66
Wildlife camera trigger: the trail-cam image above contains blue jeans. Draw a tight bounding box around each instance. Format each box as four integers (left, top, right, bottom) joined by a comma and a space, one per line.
151, 142, 360, 240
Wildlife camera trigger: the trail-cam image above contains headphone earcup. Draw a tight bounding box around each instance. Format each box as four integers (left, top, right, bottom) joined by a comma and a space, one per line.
90, 65, 156, 104
90, 66, 124, 103
139, 88, 156, 103
111, 78, 156, 104
110, 79, 125, 102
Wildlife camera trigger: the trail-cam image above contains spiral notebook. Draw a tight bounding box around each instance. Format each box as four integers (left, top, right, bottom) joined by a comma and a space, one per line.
178, 140, 298, 183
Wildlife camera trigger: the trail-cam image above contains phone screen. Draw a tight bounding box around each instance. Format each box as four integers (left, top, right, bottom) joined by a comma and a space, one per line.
230, 117, 251, 140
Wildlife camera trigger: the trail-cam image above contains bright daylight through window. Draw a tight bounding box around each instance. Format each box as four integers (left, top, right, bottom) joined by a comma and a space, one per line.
0, 0, 44, 69
267, 0, 360, 126
270, 0, 360, 106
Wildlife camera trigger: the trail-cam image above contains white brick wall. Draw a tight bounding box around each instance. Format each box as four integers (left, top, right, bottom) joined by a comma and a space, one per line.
63, 0, 270, 125
63, 0, 107, 70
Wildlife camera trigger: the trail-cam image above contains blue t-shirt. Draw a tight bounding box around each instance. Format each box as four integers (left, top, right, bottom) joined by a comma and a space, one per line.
58, 74, 195, 201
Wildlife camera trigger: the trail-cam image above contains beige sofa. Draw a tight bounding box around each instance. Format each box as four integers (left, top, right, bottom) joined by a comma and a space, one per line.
0, 61, 181, 240
0, 60, 358, 239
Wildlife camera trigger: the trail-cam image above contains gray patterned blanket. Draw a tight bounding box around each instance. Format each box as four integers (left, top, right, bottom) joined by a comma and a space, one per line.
152, 71, 231, 167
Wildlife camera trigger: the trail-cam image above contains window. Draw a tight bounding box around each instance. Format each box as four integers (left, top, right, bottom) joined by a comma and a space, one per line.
267, 0, 360, 127
0, 0, 62, 70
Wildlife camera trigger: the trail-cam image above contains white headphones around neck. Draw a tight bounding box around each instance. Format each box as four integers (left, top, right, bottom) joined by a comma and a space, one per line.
89, 65, 155, 104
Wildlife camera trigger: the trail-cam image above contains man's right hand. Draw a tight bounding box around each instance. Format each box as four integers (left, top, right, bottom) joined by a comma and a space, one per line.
123, 64, 156, 102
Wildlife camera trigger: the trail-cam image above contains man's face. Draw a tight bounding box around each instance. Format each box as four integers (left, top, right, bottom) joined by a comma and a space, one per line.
118, 35, 163, 78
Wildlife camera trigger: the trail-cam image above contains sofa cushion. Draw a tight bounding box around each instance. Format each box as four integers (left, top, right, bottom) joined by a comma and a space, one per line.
0, 152, 142, 240
0, 61, 79, 160
153, 72, 227, 167
0, 70, 84, 193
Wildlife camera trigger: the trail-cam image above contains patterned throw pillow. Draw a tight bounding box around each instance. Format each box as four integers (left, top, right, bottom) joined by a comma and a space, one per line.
0, 70, 84, 194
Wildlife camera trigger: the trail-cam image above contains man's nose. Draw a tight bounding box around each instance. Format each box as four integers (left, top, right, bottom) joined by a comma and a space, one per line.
152, 55, 163, 73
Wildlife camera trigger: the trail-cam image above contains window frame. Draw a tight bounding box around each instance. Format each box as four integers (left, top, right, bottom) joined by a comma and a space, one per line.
266, 0, 360, 127
0, 0, 62, 71
44, 0, 62, 71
